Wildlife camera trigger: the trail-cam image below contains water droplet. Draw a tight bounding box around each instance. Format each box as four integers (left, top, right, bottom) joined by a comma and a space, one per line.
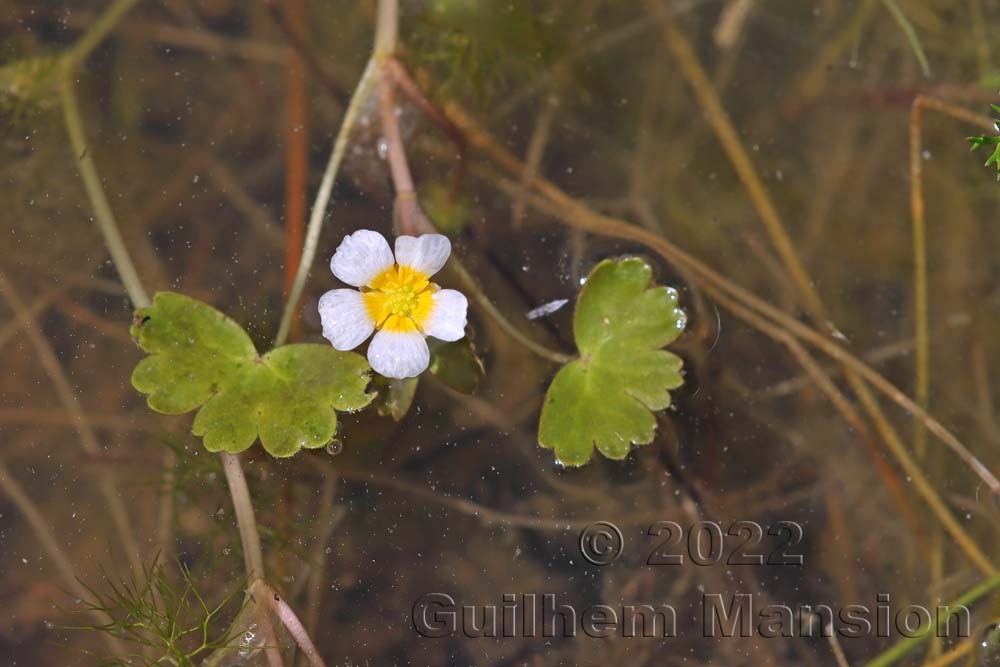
376, 138, 389, 160
325, 439, 344, 456
978, 622, 1000, 663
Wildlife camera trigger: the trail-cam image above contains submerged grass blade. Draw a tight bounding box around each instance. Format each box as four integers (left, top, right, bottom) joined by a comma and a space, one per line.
881, 0, 932, 78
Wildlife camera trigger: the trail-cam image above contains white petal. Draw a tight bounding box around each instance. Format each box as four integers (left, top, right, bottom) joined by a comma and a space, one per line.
367, 329, 430, 379
394, 234, 451, 276
422, 289, 468, 341
330, 229, 394, 287
318, 289, 374, 350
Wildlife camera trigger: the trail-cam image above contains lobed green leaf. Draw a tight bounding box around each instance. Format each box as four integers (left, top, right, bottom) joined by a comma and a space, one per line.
538, 258, 686, 466
131, 292, 373, 458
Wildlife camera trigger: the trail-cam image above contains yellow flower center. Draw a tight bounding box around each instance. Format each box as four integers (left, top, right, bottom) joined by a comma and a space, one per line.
363, 265, 436, 333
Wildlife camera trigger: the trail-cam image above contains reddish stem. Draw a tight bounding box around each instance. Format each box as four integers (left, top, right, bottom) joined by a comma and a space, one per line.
254, 580, 327, 667
282, 0, 309, 341
378, 68, 433, 236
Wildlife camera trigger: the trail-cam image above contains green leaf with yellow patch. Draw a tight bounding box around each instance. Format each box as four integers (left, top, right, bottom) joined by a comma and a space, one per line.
538, 258, 686, 466
131, 292, 373, 457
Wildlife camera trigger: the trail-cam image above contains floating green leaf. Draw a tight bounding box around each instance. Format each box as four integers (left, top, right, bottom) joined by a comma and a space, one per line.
131, 292, 373, 457
538, 258, 686, 466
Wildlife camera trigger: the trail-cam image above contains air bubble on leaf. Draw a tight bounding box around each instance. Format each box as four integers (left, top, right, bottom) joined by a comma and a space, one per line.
325, 439, 344, 456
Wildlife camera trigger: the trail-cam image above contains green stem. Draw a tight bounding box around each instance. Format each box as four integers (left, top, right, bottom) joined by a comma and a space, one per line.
448, 260, 574, 365
274, 0, 403, 347
220, 453, 265, 583
880, 0, 932, 78
59, 76, 150, 308
863, 574, 1000, 667
273, 58, 377, 347
65, 0, 142, 68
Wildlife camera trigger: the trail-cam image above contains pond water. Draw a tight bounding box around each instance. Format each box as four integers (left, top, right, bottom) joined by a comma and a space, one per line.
3, 1, 1000, 665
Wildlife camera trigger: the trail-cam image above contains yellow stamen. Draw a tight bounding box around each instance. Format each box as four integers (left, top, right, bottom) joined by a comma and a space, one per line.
364, 265, 436, 333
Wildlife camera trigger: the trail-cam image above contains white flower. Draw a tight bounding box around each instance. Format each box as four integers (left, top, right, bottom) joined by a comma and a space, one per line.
318, 230, 468, 379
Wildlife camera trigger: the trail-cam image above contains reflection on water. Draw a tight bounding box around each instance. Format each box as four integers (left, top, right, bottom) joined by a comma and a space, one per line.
3, 1, 1000, 665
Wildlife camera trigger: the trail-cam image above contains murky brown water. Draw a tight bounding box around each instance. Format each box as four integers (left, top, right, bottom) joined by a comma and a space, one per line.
3, 1, 1000, 665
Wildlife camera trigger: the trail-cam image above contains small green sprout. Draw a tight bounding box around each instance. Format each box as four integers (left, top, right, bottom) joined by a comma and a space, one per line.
967, 104, 1000, 180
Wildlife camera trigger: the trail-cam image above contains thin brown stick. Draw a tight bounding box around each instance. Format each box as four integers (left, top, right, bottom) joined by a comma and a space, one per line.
0, 458, 128, 658
281, 0, 309, 342
511, 95, 558, 229
0, 272, 144, 576
656, 6, 826, 320
295, 477, 342, 667
910, 98, 930, 460
782, 337, 927, 548
384, 58, 467, 192
457, 134, 999, 494
155, 448, 176, 568
440, 109, 998, 573
263, 0, 349, 103
650, 12, 969, 563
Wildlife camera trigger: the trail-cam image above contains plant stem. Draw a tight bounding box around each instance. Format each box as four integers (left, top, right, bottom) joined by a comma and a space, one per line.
65, 0, 142, 68
656, 7, 825, 321
447, 260, 574, 365
0, 271, 145, 577
220, 453, 265, 583
282, 0, 309, 342
372, 0, 573, 364
59, 76, 150, 309
273, 58, 377, 347
56, 5, 288, 662
445, 104, 999, 572
863, 573, 1000, 667
910, 98, 930, 460
254, 580, 327, 667
0, 458, 129, 659
373, 0, 398, 61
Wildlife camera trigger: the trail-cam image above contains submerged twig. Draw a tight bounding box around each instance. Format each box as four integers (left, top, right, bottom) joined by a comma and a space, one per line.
443, 103, 1000, 574
910, 98, 930, 460
863, 574, 1000, 667
0, 458, 128, 658
253, 581, 327, 667
0, 272, 145, 577
281, 0, 310, 342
